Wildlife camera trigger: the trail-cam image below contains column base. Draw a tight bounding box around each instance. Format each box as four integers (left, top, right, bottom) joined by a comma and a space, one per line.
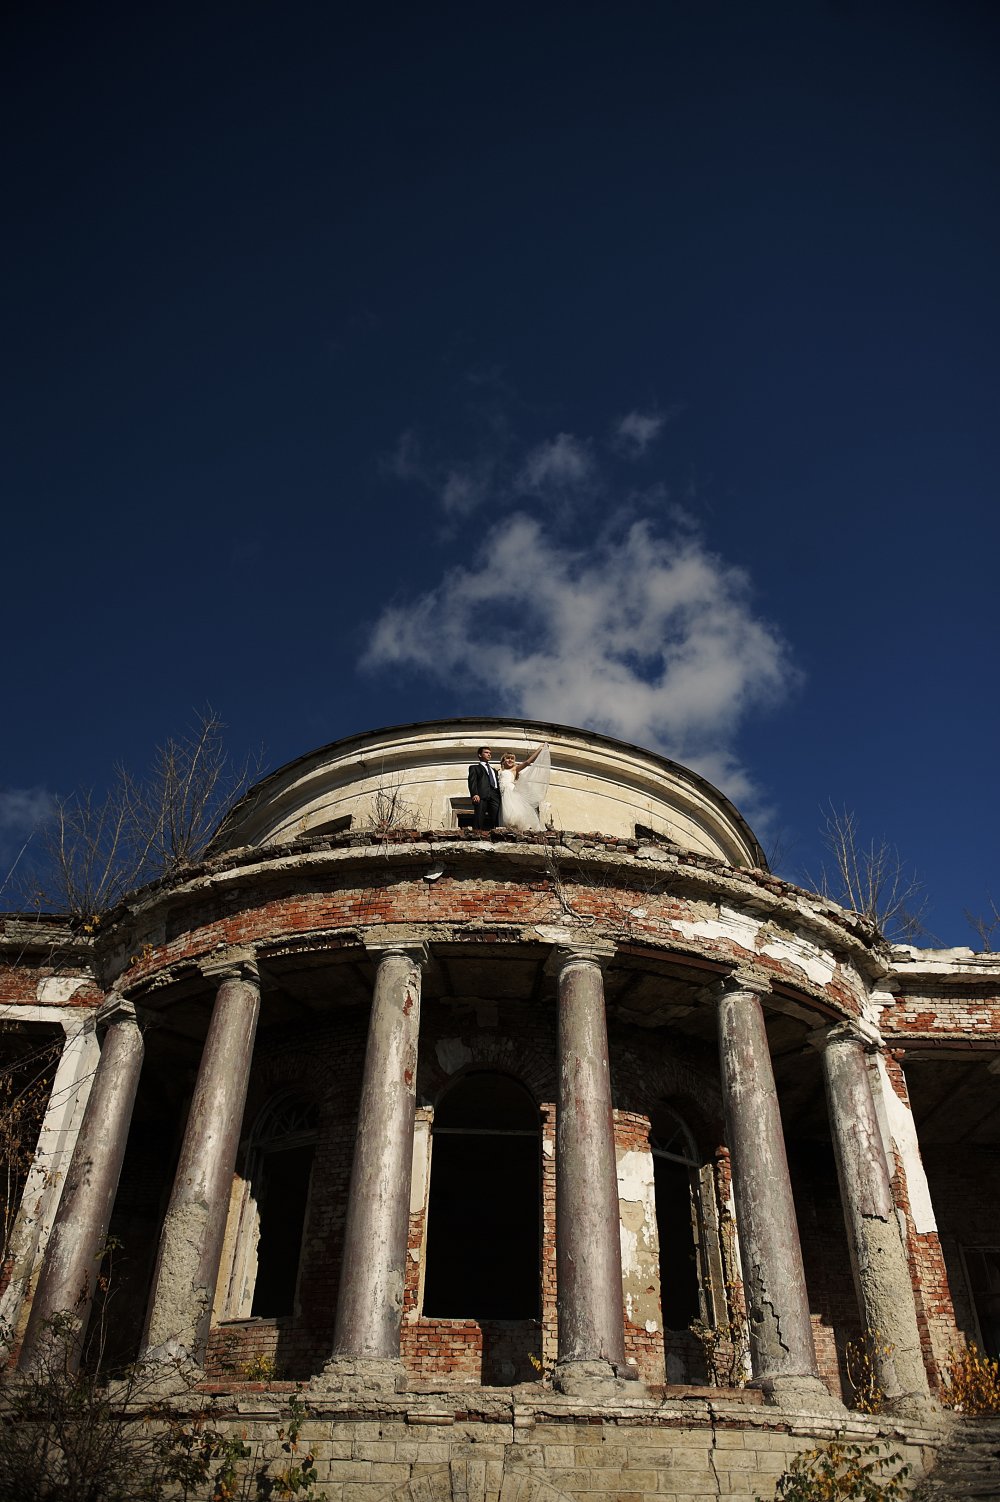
553, 1358, 644, 1398
755, 1373, 846, 1414
310, 1356, 408, 1395
132, 1333, 205, 1395
881, 1391, 943, 1426
110, 1354, 203, 1402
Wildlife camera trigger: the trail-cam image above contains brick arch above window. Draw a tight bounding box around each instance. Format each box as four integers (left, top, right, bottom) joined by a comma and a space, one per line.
611, 1038, 724, 1154
416, 1031, 556, 1106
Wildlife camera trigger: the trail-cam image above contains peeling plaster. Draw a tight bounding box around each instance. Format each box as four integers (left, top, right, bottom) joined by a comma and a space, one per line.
619, 1207, 641, 1275
434, 1037, 473, 1075
873, 1054, 937, 1234
36, 976, 88, 1004
410, 1120, 430, 1215
617, 1149, 653, 1203
616, 1148, 660, 1335
669, 905, 761, 950
759, 934, 836, 988
861, 986, 889, 1033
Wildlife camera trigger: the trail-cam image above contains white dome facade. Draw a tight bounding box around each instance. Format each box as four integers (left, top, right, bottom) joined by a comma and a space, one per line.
213, 717, 766, 869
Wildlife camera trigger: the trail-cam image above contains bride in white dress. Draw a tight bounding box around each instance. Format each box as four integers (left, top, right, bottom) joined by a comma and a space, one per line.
497, 744, 550, 832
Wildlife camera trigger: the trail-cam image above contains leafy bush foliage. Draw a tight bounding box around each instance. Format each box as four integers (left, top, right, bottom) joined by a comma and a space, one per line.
940, 1342, 1000, 1416
759, 1439, 910, 1502
844, 1329, 894, 1414
0, 1327, 316, 1502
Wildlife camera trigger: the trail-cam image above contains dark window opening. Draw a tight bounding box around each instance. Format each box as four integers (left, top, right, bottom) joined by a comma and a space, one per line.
634, 824, 678, 847
962, 1246, 1000, 1360
451, 797, 476, 829
247, 1095, 318, 1318
650, 1106, 702, 1331
423, 1072, 540, 1319
312, 814, 352, 836
0, 1025, 61, 1234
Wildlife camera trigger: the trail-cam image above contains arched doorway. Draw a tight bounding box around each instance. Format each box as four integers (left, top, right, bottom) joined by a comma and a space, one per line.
245, 1093, 318, 1318
422, 1071, 540, 1319
650, 1104, 706, 1331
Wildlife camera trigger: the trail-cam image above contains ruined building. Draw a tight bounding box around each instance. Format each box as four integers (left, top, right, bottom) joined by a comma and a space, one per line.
2, 718, 999, 1499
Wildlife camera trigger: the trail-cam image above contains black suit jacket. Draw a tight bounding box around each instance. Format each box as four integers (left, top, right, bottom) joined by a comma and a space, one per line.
468, 761, 500, 803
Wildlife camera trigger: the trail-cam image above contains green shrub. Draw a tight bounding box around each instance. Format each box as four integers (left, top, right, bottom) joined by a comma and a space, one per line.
758, 1439, 910, 1502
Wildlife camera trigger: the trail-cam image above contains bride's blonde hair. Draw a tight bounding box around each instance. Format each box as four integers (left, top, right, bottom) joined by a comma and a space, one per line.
500, 752, 516, 767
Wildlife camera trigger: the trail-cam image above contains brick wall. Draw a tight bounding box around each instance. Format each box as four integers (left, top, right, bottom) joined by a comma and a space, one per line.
109, 853, 868, 1021
920, 1142, 1000, 1356
882, 1054, 961, 1383
882, 991, 1000, 1041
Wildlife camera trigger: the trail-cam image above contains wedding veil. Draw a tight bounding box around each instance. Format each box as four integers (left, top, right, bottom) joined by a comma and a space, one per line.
518, 743, 551, 814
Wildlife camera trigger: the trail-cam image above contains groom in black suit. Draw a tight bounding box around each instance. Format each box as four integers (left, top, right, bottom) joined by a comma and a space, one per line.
468, 745, 501, 830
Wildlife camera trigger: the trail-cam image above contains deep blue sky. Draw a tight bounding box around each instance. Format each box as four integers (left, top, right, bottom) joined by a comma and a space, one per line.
3, 1, 997, 944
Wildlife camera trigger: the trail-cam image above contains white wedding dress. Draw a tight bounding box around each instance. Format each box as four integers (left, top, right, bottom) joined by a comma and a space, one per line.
497, 745, 550, 832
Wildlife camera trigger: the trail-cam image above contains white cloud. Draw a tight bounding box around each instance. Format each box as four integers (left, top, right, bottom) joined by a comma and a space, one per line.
384, 431, 498, 516
362, 516, 798, 807
614, 410, 667, 458
0, 787, 55, 892
440, 463, 494, 516
515, 433, 595, 496
0, 787, 55, 835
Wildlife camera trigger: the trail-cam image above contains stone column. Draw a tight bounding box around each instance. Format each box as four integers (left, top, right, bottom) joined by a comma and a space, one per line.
141, 952, 260, 1374
818, 1022, 935, 1417
716, 973, 838, 1409
19, 997, 144, 1374
0, 1012, 101, 1358
552, 941, 631, 1395
322, 940, 427, 1392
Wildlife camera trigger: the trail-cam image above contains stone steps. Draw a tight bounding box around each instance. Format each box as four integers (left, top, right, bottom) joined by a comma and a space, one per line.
915, 1420, 1000, 1502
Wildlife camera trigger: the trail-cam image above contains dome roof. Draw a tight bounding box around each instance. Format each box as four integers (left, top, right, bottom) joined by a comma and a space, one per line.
211, 717, 766, 869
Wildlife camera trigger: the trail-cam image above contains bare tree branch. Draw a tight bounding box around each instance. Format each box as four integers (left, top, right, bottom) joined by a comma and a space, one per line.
965, 893, 1000, 953
815, 803, 929, 943
365, 776, 420, 835
27, 709, 262, 923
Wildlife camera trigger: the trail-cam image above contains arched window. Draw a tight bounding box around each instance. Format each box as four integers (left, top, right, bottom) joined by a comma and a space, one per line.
650, 1105, 707, 1331
245, 1093, 318, 1318
422, 1072, 540, 1319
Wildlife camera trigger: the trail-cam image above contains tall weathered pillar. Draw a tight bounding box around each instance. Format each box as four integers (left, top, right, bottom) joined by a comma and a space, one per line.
553, 940, 631, 1395
818, 1022, 935, 1417
141, 952, 260, 1374
321, 939, 426, 1392
0, 1012, 101, 1359
19, 997, 144, 1374
716, 973, 839, 1409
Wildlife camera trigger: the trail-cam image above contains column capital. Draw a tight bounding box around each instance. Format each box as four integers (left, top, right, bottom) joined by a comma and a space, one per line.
363, 931, 430, 967
199, 948, 260, 986
96, 993, 140, 1027
807, 1017, 883, 1054
711, 969, 771, 1002
543, 934, 616, 976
